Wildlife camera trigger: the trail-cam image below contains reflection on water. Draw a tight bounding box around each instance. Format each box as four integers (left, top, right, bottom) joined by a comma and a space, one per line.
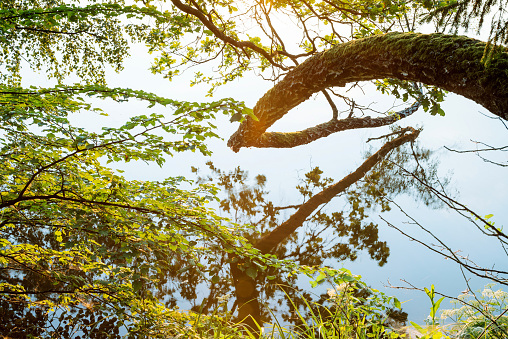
176, 138, 448, 329
189, 162, 391, 326
1, 136, 466, 336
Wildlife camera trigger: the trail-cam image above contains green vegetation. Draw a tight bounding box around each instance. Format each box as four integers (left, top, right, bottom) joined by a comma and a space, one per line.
414, 285, 508, 339
1, 0, 507, 337
0, 1, 275, 336
171, 282, 508, 339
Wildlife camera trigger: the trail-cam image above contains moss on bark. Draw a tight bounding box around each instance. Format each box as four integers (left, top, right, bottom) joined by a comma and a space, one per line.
228, 32, 508, 152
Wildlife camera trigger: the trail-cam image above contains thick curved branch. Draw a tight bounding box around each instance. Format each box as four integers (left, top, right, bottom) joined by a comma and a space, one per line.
255, 127, 420, 254
228, 32, 508, 152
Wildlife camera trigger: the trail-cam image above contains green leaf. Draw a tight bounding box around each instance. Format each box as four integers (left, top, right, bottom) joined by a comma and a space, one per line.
242, 107, 259, 121
342, 275, 356, 282
246, 267, 257, 279
315, 272, 327, 284
410, 321, 424, 333
230, 112, 242, 122
424, 285, 435, 300
55, 230, 63, 243
132, 280, 143, 292
394, 298, 401, 309
431, 296, 445, 317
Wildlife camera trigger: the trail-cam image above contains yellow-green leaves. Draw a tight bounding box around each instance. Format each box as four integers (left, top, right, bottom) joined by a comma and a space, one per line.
424, 284, 446, 326
0, 2, 179, 85
0, 74, 261, 336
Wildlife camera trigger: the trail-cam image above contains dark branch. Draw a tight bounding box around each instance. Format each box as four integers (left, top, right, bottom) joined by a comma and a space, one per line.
255, 127, 420, 254
170, 0, 288, 71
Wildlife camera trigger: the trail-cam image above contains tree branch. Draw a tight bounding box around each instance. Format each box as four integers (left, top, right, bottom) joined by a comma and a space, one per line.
228, 32, 508, 152
170, 0, 288, 70
241, 100, 420, 149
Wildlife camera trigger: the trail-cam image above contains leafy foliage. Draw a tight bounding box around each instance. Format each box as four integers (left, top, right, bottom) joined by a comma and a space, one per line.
293, 267, 405, 338
1, 0, 163, 84
0, 1, 274, 336
408, 285, 508, 339
1, 0, 505, 336
0, 81, 272, 336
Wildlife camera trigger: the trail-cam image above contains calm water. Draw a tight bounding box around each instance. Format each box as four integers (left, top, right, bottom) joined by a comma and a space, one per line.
167, 92, 508, 328
61, 51, 508, 329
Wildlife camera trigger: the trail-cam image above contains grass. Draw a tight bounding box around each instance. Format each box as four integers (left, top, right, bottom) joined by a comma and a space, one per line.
171, 279, 508, 339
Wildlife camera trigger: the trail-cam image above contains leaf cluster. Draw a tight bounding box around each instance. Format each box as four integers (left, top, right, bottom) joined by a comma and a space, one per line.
0, 0, 211, 85
0, 1, 279, 335
421, 0, 508, 64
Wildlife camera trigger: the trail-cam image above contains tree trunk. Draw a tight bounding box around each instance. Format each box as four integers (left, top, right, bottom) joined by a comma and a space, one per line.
229, 254, 262, 334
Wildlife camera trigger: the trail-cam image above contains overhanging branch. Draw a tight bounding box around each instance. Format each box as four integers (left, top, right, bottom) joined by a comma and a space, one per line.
228, 32, 508, 152
248, 101, 420, 149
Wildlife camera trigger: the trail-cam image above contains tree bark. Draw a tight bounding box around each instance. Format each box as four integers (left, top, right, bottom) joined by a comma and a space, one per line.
228, 32, 508, 152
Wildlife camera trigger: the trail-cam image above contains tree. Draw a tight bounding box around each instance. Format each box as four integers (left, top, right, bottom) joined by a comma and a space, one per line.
0, 1, 275, 337
2, 0, 507, 336
228, 32, 508, 151
187, 132, 448, 330
150, 0, 508, 333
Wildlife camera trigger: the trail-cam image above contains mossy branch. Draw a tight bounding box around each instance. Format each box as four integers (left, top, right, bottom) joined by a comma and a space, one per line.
228, 32, 508, 152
